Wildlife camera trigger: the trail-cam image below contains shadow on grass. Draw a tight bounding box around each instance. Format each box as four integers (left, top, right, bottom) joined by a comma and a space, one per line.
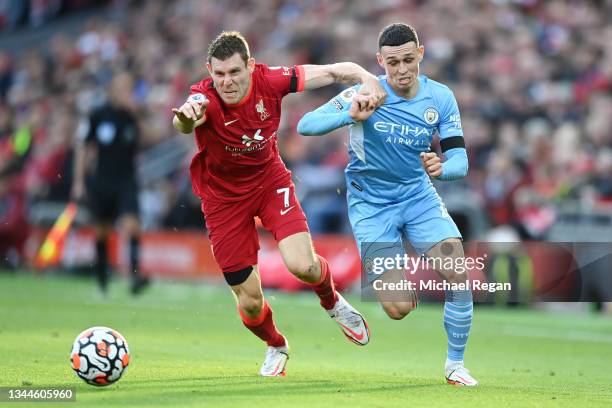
75, 376, 443, 398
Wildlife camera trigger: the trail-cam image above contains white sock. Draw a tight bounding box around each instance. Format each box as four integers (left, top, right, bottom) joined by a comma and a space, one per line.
445, 359, 463, 372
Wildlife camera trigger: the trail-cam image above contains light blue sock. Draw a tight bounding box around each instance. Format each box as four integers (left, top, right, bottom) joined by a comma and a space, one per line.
444, 289, 473, 364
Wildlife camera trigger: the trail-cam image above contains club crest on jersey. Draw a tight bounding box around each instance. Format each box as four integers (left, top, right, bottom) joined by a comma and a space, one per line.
256, 98, 270, 121
424, 107, 439, 125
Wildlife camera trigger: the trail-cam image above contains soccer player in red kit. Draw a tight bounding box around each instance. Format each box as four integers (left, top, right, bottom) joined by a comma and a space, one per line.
172, 31, 385, 376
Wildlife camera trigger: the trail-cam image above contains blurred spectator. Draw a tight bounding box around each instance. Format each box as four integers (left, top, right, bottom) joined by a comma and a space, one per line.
0, 0, 608, 241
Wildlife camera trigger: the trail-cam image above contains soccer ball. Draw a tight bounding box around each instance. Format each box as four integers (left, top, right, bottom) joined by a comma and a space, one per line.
70, 327, 130, 386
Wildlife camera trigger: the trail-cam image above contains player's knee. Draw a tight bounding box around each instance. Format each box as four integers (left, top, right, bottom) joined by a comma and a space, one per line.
286, 257, 318, 282
383, 304, 413, 320
385, 308, 408, 320
238, 293, 264, 317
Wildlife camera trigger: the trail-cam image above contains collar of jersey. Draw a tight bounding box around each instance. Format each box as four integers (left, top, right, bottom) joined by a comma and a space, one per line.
223, 74, 254, 108
380, 74, 426, 104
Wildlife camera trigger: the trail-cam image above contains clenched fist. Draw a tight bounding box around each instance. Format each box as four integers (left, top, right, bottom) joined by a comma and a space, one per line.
420, 152, 442, 178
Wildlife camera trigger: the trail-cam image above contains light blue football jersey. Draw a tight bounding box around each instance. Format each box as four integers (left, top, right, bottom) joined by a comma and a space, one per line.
333, 75, 463, 204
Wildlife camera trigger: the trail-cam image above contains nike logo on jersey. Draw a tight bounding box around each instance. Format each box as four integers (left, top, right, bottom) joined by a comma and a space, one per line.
224, 119, 238, 126
280, 206, 295, 216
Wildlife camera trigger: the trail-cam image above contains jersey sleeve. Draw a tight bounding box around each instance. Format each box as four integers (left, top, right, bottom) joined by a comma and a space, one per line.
297, 86, 360, 136
262, 64, 305, 97
437, 90, 463, 140
436, 88, 468, 180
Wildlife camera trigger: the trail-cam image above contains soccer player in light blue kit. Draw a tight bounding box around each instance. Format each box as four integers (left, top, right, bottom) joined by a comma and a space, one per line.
297, 23, 477, 386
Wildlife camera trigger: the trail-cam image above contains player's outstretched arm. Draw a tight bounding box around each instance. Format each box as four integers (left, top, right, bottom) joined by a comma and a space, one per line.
298, 91, 375, 136
172, 95, 209, 134
302, 63, 386, 109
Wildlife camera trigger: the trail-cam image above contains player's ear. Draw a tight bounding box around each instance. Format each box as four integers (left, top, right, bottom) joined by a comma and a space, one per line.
418, 45, 424, 63
247, 57, 256, 73
376, 52, 384, 69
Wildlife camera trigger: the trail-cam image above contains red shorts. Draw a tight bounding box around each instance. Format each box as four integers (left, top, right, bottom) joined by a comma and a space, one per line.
201, 179, 308, 273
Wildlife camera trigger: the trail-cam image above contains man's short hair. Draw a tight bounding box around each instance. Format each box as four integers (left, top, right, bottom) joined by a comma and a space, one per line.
378, 23, 419, 49
207, 31, 250, 64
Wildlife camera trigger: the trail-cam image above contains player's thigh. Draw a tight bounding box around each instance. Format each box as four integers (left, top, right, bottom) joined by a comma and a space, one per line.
348, 193, 404, 284
403, 197, 462, 257
258, 179, 309, 242
202, 199, 259, 274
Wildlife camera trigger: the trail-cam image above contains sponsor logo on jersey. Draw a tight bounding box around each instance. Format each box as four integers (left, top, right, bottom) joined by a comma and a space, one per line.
423, 107, 439, 125
225, 130, 276, 155
241, 129, 265, 147
374, 121, 434, 138
256, 98, 270, 121
449, 114, 462, 129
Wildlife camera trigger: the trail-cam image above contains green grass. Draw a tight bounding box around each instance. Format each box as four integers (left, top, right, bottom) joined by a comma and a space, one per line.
0, 272, 611, 407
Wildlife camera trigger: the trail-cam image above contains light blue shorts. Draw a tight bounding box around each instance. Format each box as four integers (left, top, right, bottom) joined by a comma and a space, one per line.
347, 186, 461, 284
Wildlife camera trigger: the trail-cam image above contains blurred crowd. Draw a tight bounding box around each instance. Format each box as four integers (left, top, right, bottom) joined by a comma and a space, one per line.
1, 0, 611, 263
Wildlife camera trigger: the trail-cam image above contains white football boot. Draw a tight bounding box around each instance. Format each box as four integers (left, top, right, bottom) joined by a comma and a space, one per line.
445, 366, 478, 386
259, 338, 289, 377
327, 293, 370, 346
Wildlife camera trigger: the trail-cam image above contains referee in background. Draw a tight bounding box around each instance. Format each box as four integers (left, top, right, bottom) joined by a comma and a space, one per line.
71, 72, 149, 296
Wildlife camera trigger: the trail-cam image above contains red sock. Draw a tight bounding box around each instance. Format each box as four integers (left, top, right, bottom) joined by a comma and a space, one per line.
309, 255, 339, 310
239, 301, 286, 347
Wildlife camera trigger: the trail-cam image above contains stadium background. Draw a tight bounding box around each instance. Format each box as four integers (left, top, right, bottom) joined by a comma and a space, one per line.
1, 0, 610, 298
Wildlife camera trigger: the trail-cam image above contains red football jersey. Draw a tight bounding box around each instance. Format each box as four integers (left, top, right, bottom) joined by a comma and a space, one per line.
188, 64, 305, 202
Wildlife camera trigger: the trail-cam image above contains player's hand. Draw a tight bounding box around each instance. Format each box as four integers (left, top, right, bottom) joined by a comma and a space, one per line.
420, 152, 442, 178
349, 94, 376, 121
172, 96, 209, 125
359, 77, 387, 109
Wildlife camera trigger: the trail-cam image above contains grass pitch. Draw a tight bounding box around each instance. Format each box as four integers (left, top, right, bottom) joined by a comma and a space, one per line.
0, 271, 611, 407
